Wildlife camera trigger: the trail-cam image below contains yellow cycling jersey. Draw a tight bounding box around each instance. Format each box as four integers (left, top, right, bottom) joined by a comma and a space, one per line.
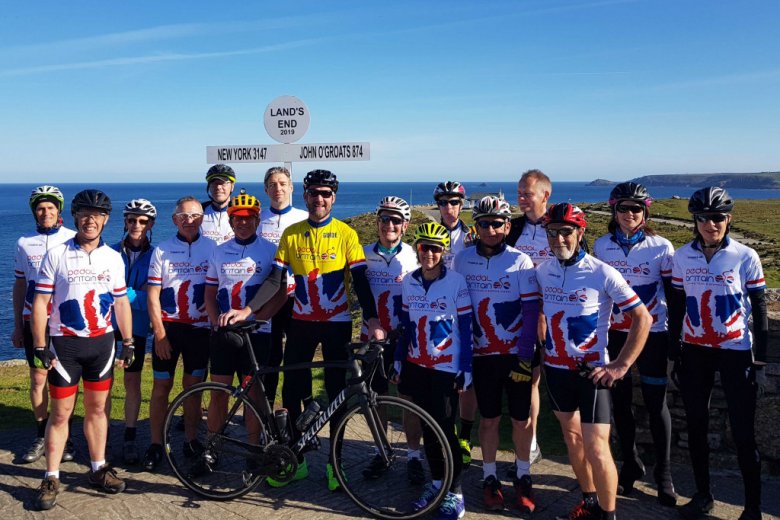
274, 216, 367, 322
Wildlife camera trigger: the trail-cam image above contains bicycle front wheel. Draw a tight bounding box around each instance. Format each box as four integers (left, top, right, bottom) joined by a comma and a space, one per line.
331, 395, 453, 519
163, 382, 266, 500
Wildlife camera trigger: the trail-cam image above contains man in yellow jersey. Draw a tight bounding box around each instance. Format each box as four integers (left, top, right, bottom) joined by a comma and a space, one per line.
220, 169, 385, 491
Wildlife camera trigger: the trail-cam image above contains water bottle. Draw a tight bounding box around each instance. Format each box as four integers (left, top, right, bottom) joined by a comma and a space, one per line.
274, 408, 290, 443
295, 399, 321, 432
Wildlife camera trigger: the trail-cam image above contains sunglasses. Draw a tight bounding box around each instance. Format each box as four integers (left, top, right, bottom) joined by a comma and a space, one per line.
307, 189, 334, 199
126, 217, 150, 225
417, 243, 444, 254
476, 220, 506, 229
175, 212, 204, 221
437, 199, 461, 207
545, 227, 577, 238
378, 215, 404, 225
616, 204, 644, 214
76, 212, 108, 222
694, 213, 728, 223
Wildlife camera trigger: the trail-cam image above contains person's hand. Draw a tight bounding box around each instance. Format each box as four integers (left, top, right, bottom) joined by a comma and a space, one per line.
454, 371, 473, 392
589, 361, 629, 388
755, 364, 769, 398
366, 318, 386, 341
11, 327, 24, 348
218, 307, 253, 327
154, 335, 172, 360
118, 344, 135, 369
33, 347, 57, 370
509, 358, 533, 383
389, 361, 402, 385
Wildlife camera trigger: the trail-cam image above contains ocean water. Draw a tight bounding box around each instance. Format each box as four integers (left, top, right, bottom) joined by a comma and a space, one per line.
3, 180, 780, 361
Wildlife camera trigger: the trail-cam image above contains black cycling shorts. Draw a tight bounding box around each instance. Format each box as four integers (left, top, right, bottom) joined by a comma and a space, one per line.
210, 332, 271, 378
113, 331, 148, 373
607, 329, 668, 384
152, 322, 210, 380
48, 334, 115, 399
473, 354, 532, 421
22, 321, 39, 369
544, 365, 612, 424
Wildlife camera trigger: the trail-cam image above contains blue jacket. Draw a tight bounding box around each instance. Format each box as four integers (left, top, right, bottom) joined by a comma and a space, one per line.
111, 240, 153, 337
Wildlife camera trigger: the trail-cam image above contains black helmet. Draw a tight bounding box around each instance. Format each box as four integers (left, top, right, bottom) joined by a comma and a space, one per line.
609, 182, 652, 206
206, 164, 236, 183
688, 186, 733, 214
71, 189, 112, 215
303, 169, 339, 193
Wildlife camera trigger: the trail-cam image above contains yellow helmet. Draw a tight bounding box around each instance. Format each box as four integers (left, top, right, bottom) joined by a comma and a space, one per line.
413, 222, 451, 249
227, 189, 260, 217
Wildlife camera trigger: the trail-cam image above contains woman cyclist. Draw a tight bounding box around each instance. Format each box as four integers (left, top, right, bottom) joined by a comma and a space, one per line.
669, 187, 767, 520
392, 222, 473, 520
112, 198, 157, 465
592, 183, 677, 506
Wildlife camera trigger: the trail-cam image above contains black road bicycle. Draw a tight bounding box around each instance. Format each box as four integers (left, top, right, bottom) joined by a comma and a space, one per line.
163, 321, 453, 519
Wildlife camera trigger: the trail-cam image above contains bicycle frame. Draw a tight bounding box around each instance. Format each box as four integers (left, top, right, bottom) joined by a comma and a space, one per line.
221, 325, 392, 464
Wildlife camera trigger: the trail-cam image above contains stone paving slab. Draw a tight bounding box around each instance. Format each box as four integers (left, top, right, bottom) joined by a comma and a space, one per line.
1, 424, 779, 519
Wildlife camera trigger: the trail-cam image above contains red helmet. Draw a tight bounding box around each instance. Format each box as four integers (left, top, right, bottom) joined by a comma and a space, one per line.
542, 203, 587, 229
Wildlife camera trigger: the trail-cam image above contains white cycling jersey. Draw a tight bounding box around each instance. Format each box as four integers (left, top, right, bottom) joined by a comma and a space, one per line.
258, 205, 307, 296
35, 239, 127, 337
536, 252, 641, 370
512, 219, 554, 268
148, 234, 217, 327
14, 226, 76, 319
200, 203, 234, 245
206, 236, 277, 334
671, 237, 765, 351
400, 267, 472, 374
453, 244, 538, 357
360, 242, 418, 340
593, 233, 674, 333
258, 205, 308, 245
442, 220, 475, 270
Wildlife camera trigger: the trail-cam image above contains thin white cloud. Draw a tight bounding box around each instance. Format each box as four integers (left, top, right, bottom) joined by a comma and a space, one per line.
0, 38, 324, 77
0, 15, 334, 57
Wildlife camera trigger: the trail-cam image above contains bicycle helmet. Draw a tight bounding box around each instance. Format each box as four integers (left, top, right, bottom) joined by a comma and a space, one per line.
376, 196, 411, 221
472, 195, 512, 220
303, 169, 339, 193
71, 189, 112, 215
688, 186, 733, 214
542, 203, 587, 229
228, 188, 261, 217
413, 222, 451, 249
206, 164, 236, 184
29, 185, 65, 213
123, 198, 157, 220
608, 182, 652, 208
433, 181, 466, 200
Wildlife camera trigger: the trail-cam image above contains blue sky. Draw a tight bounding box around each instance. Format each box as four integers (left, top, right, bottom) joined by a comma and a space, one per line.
0, 0, 778, 183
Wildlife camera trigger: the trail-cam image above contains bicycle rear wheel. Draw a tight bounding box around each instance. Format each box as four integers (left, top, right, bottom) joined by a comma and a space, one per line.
163, 382, 266, 500
330, 395, 453, 519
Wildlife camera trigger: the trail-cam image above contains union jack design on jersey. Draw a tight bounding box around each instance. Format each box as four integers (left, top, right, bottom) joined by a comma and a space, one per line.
671, 237, 765, 351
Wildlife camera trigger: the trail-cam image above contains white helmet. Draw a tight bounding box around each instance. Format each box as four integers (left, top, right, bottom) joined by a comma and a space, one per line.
123, 198, 157, 220
472, 195, 512, 220
29, 185, 65, 213
376, 196, 411, 221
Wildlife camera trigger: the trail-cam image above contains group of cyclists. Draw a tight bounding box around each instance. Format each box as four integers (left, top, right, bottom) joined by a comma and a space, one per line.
12, 165, 767, 520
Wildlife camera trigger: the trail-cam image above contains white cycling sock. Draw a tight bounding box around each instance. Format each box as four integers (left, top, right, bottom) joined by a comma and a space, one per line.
91, 460, 106, 472
45, 470, 60, 479
516, 459, 531, 479
482, 461, 497, 479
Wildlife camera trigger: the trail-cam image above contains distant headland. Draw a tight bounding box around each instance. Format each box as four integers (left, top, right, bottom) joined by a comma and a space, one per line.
587, 172, 780, 188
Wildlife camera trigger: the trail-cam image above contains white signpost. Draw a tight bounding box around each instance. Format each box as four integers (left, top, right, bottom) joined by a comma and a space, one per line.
206, 95, 370, 175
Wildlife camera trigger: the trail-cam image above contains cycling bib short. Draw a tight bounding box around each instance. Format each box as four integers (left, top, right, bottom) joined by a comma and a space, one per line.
48, 334, 115, 399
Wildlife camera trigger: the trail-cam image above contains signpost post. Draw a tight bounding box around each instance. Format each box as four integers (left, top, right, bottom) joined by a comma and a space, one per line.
206, 95, 370, 177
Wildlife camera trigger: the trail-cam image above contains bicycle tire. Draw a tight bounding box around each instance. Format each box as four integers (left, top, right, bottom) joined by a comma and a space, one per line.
330, 395, 453, 519
163, 382, 266, 500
